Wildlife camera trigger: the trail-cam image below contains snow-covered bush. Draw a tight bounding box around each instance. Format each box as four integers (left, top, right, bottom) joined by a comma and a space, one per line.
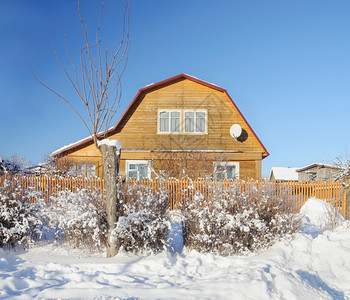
0, 155, 30, 175
50, 188, 107, 251
0, 176, 47, 248
183, 186, 300, 255
330, 155, 350, 181
301, 198, 344, 232
111, 185, 171, 254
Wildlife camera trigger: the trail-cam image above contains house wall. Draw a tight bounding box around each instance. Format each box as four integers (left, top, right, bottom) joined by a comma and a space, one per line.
61, 79, 266, 180
269, 172, 276, 181
298, 166, 339, 182
62, 152, 262, 180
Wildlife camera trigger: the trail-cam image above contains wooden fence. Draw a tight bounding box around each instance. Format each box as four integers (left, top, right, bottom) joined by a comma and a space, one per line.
0, 174, 347, 217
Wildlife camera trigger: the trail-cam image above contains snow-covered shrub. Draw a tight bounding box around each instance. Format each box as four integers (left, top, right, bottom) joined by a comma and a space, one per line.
183, 185, 300, 255
330, 155, 350, 181
0, 155, 30, 175
111, 185, 171, 254
50, 188, 107, 251
301, 198, 344, 232
0, 176, 47, 248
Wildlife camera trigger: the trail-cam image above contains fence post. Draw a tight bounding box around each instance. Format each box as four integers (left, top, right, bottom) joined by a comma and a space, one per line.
344, 180, 350, 220
2, 174, 350, 218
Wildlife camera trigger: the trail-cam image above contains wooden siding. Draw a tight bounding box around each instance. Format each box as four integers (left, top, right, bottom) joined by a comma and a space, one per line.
61, 78, 266, 179
64, 153, 263, 180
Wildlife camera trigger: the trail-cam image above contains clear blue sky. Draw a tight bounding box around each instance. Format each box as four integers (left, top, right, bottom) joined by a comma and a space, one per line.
1, 0, 350, 177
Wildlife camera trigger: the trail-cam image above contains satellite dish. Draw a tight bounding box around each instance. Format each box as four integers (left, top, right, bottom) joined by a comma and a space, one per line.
230, 124, 242, 140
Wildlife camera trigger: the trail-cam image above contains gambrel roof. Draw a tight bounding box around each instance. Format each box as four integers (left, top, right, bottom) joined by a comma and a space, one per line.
52, 74, 269, 157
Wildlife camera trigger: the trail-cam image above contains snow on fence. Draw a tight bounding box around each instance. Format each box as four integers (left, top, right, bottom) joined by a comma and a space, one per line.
0, 174, 347, 217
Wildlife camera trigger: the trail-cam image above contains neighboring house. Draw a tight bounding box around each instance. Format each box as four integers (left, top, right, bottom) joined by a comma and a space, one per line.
296, 163, 341, 182
269, 167, 299, 181
52, 74, 269, 180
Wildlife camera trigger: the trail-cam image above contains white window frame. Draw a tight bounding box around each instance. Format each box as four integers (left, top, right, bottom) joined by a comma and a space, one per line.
213, 162, 239, 180
184, 110, 207, 134
68, 164, 77, 177
126, 160, 151, 180
158, 110, 181, 134
68, 163, 96, 177
86, 164, 96, 177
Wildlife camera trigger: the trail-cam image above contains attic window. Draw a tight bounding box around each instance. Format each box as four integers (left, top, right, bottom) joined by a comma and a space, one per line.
184, 111, 206, 133
159, 111, 181, 133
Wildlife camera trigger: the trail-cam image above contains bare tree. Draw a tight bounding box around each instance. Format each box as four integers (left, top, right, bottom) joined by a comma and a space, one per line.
151, 151, 220, 180
331, 154, 350, 219
30, 0, 130, 257
331, 154, 350, 181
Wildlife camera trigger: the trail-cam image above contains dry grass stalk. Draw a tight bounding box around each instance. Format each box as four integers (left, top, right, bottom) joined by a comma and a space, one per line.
151, 151, 224, 180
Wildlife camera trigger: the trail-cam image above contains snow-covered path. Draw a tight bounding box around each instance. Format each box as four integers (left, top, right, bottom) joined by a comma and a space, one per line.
0, 199, 350, 300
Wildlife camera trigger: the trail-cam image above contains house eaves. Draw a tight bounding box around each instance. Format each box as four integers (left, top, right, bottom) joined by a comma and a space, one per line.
52, 74, 269, 158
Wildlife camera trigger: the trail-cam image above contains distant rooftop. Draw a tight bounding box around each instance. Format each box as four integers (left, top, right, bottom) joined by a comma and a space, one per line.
296, 163, 342, 173
269, 167, 299, 181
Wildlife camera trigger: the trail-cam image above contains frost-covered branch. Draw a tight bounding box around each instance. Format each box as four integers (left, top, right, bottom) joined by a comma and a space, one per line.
330, 155, 350, 182
29, 0, 130, 150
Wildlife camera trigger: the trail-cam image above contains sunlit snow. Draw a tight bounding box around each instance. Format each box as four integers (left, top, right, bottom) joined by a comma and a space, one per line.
0, 199, 349, 299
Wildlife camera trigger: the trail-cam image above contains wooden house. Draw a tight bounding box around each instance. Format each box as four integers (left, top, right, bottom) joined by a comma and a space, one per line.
296, 163, 342, 182
52, 74, 269, 180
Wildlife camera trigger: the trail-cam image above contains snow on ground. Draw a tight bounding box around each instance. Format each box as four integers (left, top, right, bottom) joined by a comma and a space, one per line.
1, 199, 350, 300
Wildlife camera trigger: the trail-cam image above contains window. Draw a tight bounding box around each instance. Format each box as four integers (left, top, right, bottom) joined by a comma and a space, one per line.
184, 111, 206, 133
307, 171, 317, 182
68, 163, 96, 177
68, 164, 77, 177
87, 164, 96, 177
159, 110, 181, 133
158, 109, 207, 134
77, 164, 86, 176
126, 160, 150, 179
214, 162, 239, 180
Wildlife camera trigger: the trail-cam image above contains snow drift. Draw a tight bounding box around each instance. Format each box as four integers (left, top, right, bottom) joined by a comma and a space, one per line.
0, 198, 349, 299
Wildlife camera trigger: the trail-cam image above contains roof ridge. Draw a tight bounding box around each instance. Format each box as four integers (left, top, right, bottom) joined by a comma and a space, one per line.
52, 74, 269, 158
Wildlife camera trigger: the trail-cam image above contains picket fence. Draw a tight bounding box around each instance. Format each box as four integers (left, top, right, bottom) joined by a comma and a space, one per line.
0, 174, 347, 217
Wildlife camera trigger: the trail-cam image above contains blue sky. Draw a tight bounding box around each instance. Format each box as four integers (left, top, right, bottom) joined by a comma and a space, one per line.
1, 0, 350, 177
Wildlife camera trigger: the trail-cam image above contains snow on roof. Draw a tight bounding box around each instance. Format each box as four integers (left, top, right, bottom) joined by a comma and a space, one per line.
269, 167, 299, 181
182, 73, 221, 88
51, 125, 118, 157
97, 138, 121, 149
144, 83, 155, 88
141, 74, 222, 91
51, 135, 92, 157
296, 163, 342, 172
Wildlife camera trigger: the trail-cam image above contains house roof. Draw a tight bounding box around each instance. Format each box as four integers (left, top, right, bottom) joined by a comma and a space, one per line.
269, 167, 299, 181
296, 163, 342, 173
52, 74, 269, 158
